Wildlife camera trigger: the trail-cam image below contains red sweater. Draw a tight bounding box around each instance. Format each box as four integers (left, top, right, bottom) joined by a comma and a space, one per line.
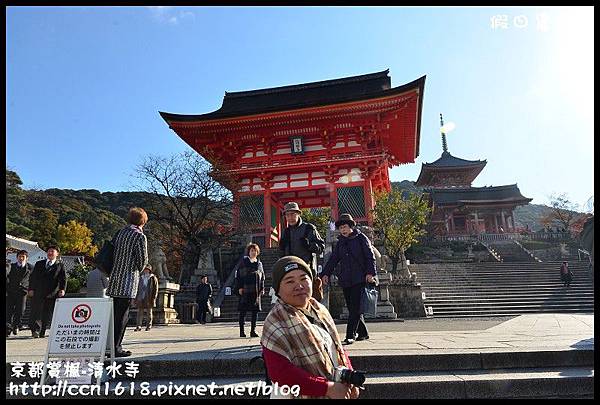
261, 346, 353, 397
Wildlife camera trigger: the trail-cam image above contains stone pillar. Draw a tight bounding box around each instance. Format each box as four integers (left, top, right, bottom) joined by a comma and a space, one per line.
494, 214, 499, 233
474, 211, 480, 234
153, 280, 181, 324
501, 210, 506, 232
372, 254, 397, 319
192, 248, 220, 289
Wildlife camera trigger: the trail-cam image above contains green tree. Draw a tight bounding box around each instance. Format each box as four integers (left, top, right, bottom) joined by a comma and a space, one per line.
6, 167, 28, 224
372, 190, 430, 275
301, 207, 331, 240
6, 219, 34, 239
28, 207, 59, 249
57, 220, 99, 256
66, 262, 92, 294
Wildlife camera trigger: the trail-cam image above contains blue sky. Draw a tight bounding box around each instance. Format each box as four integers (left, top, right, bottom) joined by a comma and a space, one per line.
6, 6, 594, 210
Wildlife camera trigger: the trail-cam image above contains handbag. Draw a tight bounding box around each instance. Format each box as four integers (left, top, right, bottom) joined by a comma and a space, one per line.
95, 239, 115, 276
312, 277, 324, 301
360, 283, 378, 317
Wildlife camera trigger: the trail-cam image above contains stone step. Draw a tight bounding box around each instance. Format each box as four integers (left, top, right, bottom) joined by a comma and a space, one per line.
425, 297, 595, 304
8, 348, 589, 380
426, 302, 595, 310
424, 285, 594, 290
8, 367, 592, 399
423, 292, 595, 299
429, 307, 594, 316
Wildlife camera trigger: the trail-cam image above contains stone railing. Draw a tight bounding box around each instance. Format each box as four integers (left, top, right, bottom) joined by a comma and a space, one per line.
513, 239, 543, 262
528, 232, 572, 241
479, 240, 502, 262
436, 233, 521, 242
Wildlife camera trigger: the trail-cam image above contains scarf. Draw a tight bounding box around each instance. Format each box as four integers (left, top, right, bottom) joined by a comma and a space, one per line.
260, 298, 349, 399
129, 224, 144, 234
241, 257, 264, 309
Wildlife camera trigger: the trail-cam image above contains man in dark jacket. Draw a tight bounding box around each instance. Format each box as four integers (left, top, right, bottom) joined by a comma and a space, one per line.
279, 202, 326, 300
321, 214, 376, 345
6, 250, 33, 337
28, 246, 67, 338
196, 275, 213, 324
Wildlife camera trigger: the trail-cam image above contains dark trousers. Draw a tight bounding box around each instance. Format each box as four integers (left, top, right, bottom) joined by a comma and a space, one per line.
343, 283, 368, 340
6, 293, 27, 330
113, 297, 131, 352
239, 310, 258, 332
29, 297, 56, 336
196, 300, 208, 323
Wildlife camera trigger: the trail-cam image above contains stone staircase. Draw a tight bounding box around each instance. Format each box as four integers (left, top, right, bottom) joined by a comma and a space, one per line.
13, 347, 592, 399
413, 261, 594, 317
213, 248, 282, 323
486, 240, 537, 262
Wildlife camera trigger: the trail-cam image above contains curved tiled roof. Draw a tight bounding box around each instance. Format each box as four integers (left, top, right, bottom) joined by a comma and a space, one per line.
159, 70, 425, 122
423, 151, 486, 168
427, 184, 532, 205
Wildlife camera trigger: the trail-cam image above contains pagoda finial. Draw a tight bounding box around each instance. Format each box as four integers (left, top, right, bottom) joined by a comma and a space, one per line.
440, 113, 448, 153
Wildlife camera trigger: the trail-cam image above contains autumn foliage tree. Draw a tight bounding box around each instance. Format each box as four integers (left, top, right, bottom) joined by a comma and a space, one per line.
57, 220, 99, 257
372, 190, 430, 275
540, 193, 582, 235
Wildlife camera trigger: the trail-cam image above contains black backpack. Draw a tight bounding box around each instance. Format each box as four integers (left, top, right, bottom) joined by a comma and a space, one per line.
95, 232, 118, 276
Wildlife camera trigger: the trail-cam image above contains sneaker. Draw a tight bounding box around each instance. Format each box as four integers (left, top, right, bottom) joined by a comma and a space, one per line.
356, 335, 369, 341
115, 350, 132, 358
31, 331, 39, 338
250, 331, 259, 338
145, 326, 151, 331
240, 332, 247, 338
342, 338, 355, 345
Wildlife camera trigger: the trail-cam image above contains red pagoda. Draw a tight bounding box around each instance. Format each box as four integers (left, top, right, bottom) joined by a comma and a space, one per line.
160, 70, 425, 247
416, 115, 532, 236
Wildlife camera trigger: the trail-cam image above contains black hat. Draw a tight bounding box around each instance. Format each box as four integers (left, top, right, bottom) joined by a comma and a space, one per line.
272, 256, 313, 294
335, 213, 356, 228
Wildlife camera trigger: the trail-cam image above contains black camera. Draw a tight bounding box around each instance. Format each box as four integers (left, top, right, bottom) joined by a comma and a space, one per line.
75, 308, 88, 318
333, 366, 366, 387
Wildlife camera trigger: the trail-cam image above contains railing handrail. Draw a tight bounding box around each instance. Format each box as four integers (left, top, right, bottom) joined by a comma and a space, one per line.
212, 253, 245, 308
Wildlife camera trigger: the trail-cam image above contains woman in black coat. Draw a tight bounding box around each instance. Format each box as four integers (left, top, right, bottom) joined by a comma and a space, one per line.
234, 243, 265, 338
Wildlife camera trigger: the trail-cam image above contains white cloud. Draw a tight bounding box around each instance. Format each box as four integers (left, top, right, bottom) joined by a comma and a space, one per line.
147, 6, 194, 25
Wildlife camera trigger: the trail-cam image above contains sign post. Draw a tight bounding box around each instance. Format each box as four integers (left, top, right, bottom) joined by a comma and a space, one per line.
40, 298, 115, 387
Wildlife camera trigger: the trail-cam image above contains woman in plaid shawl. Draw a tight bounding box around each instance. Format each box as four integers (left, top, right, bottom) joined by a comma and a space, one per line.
261, 256, 360, 399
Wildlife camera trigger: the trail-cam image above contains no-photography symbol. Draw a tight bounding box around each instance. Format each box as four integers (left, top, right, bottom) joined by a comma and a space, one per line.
72, 304, 92, 323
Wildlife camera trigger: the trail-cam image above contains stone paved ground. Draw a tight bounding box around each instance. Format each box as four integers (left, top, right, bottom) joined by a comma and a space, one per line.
5, 313, 593, 363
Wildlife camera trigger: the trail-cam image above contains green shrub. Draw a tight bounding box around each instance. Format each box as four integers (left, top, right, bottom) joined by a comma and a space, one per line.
66, 278, 82, 294
67, 263, 92, 292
